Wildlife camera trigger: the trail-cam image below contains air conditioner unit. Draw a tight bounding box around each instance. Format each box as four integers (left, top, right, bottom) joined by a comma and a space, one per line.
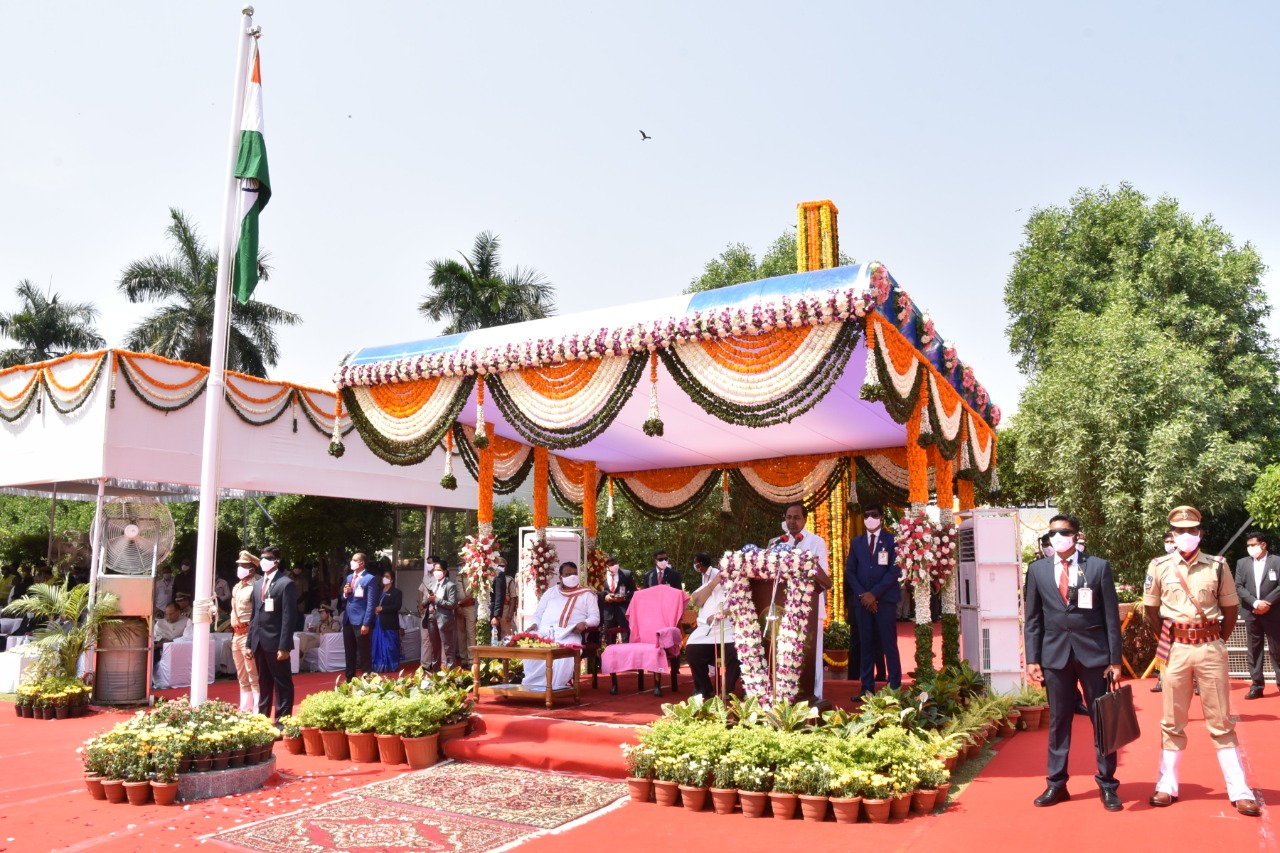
957, 508, 1024, 694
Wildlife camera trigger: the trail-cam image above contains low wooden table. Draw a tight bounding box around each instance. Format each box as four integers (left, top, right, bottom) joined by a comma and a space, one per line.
470, 645, 582, 710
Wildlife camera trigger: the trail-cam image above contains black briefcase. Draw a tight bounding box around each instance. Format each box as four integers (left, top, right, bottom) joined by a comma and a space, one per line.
1093, 672, 1141, 755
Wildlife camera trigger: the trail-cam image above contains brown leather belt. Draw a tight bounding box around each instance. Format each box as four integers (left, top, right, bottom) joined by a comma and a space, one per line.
1170, 623, 1220, 645
232, 625, 249, 635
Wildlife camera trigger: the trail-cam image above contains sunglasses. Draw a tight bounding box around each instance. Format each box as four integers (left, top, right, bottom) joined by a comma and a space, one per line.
864, 512, 882, 519
1047, 528, 1076, 537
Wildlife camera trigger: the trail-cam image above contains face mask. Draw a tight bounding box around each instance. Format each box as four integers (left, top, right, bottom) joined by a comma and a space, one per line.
1248, 545, 1264, 560
350, 561, 361, 572
562, 575, 581, 588
1174, 532, 1201, 553
864, 517, 882, 532
608, 565, 618, 573
1042, 546, 1055, 559
236, 566, 251, 580
260, 559, 277, 572
657, 560, 670, 569
1164, 542, 1177, 554
382, 577, 392, 586
433, 570, 445, 581
1049, 533, 1075, 553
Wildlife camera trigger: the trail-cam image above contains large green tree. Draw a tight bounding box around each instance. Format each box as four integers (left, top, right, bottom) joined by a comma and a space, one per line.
1003, 185, 1280, 580
686, 230, 855, 294
0, 280, 105, 368
118, 208, 300, 378
419, 231, 556, 333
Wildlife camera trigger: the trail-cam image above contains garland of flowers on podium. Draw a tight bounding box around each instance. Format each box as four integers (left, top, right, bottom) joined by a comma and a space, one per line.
717, 543, 818, 707
895, 512, 958, 675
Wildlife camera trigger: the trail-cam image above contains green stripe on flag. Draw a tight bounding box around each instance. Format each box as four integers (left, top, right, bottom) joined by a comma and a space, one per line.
233, 130, 270, 304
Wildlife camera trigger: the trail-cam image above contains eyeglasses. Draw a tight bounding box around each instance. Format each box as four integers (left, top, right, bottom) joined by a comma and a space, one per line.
1047, 528, 1075, 537
864, 512, 882, 519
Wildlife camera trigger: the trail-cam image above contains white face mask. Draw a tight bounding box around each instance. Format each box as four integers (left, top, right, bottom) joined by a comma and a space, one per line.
1042, 546, 1055, 559
608, 565, 618, 573
562, 575, 581, 588
1164, 542, 1177, 554
864, 516, 882, 532
433, 570, 446, 581
351, 560, 362, 572
657, 560, 670, 569
236, 566, 251, 580
1248, 545, 1265, 560
1174, 532, 1201, 553
260, 558, 277, 572
382, 577, 392, 586
1049, 533, 1075, 553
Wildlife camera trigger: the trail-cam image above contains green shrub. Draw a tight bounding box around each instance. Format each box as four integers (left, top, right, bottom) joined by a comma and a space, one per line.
296, 690, 348, 730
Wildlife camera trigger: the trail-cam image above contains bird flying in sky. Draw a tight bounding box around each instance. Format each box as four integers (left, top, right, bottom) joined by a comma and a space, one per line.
639, 130, 652, 140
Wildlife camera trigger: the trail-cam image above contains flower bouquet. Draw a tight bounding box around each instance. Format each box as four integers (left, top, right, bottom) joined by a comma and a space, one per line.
459, 534, 501, 598
521, 537, 559, 598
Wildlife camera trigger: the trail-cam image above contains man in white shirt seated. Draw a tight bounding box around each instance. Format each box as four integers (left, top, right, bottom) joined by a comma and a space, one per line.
686, 551, 740, 699
521, 562, 600, 691
152, 602, 193, 650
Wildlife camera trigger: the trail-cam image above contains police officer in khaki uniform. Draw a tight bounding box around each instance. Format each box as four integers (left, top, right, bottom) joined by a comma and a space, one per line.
1143, 505, 1260, 816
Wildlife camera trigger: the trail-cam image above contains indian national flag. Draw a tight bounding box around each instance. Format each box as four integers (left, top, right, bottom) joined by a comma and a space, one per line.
232, 43, 271, 304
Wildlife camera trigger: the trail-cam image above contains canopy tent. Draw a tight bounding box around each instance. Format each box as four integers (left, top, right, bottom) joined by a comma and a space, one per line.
0, 350, 474, 508
330, 201, 1002, 627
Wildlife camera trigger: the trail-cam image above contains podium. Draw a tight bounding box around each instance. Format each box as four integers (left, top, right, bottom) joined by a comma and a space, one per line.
749, 578, 824, 704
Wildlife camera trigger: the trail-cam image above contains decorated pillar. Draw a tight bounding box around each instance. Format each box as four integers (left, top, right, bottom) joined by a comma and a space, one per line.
957, 479, 976, 512
796, 200, 840, 272
582, 461, 598, 549
476, 422, 495, 536
532, 447, 549, 530
931, 445, 961, 669
906, 396, 929, 509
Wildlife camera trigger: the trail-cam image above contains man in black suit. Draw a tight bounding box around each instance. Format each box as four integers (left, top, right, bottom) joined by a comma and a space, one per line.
1236, 530, 1280, 699
644, 550, 682, 590
599, 554, 636, 643
250, 545, 298, 725
1024, 514, 1123, 811
844, 504, 900, 696
489, 557, 512, 641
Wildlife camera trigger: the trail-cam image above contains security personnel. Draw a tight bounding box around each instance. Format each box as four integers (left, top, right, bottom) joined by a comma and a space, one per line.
1143, 505, 1259, 816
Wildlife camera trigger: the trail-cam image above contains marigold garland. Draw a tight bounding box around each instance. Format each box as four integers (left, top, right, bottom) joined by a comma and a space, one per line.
473, 376, 488, 449
581, 461, 598, 538
520, 359, 605, 400
532, 447, 550, 527
643, 351, 663, 437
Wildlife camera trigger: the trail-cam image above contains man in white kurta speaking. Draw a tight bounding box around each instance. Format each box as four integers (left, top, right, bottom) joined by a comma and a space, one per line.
522, 562, 600, 691
771, 501, 832, 700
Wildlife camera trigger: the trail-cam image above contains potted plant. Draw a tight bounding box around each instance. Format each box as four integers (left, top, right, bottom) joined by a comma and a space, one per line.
675, 754, 711, 812
769, 764, 803, 820
822, 621, 851, 670
733, 762, 772, 818
367, 701, 407, 765
342, 695, 381, 763
915, 755, 949, 814
119, 733, 152, 805
294, 695, 328, 756
887, 759, 920, 820
796, 760, 832, 822
708, 754, 738, 815
652, 754, 684, 807
1012, 683, 1048, 730
829, 763, 869, 824
278, 715, 304, 754
622, 743, 656, 804
297, 691, 350, 760
150, 731, 182, 806
436, 686, 475, 743
398, 694, 447, 768
862, 772, 894, 823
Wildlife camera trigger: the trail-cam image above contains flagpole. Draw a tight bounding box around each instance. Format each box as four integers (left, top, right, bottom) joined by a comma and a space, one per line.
190, 5, 257, 707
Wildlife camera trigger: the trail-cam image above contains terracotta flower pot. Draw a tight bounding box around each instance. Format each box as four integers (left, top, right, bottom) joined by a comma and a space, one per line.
243, 746, 261, 766
438, 720, 469, 744
12, 703, 21, 718
123, 780, 151, 805
627, 777, 653, 804
102, 779, 127, 804
709, 787, 737, 815
863, 797, 890, 823
830, 795, 862, 824
42, 707, 55, 720
18, 705, 31, 718
653, 780, 680, 807
151, 781, 179, 806
889, 792, 912, 820
301, 726, 325, 756
933, 783, 951, 812
228, 748, 245, 768
1019, 705, 1045, 731
376, 734, 406, 765
283, 735, 305, 755
258, 744, 275, 763
799, 794, 830, 822
912, 788, 939, 814
211, 753, 230, 771
739, 790, 768, 818
942, 753, 957, 772
347, 731, 379, 763
769, 792, 798, 820
1000, 710, 1020, 737
178, 756, 193, 774
401, 734, 439, 769
825, 650, 849, 668
55, 707, 70, 720
193, 755, 212, 773
320, 729, 350, 761
84, 775, 106, 800
678, 785, 708, 812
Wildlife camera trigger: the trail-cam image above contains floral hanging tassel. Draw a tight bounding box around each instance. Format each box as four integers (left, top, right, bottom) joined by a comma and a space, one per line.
109, 352, 118, 408
917, 398, 934, 446
989, 468, 1001, 496
328, 394, 345, 457
606, 476, 615, 519
847, 457, 860, 511
859, 320, 884, 403
291, 394, 298, 433
643, 351, 664, 436
473, 375, 489, 449
721, 470, 732, 516
441, 428, 458, 490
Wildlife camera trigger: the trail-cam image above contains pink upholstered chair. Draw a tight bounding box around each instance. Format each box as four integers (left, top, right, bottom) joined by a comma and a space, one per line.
600, 584, 689, 696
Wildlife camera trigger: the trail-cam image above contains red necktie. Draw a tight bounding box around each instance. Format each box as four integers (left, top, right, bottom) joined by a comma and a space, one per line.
870, 533, 877, 554
1059, 560, 1070, 604
262, 574, 270, 601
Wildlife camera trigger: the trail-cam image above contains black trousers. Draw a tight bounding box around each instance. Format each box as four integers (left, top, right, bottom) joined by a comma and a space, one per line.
601, 604, 630, 644
1043, 650, 1117, 790
686, 642, 741, 698
854, 603, 900, 694
1245, 616, 1280, 687
254, 645, 294, 722
343, 621, 372, 680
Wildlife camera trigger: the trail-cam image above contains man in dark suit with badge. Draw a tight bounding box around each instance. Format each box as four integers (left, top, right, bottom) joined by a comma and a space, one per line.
1024, 514, 1123, 811
250, 545, 297, 726
599, 554, 636, 643
1236, 530, 1280, 699
844, 503, 902, 697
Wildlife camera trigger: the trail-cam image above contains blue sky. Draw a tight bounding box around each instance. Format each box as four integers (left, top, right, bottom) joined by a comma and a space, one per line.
2, 1, 1276, 415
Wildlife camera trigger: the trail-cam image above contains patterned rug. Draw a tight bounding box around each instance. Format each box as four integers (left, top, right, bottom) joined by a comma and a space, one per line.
214, 762, 625, 853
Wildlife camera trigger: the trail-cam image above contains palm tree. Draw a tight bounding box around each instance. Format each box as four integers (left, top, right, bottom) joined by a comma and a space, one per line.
419, 231, 557, 333
2, 580, 120, 680
118, 208, 301, 378
0, 280, 106, 368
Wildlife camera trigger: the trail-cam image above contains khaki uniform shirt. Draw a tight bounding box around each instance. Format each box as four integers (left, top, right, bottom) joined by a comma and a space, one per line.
230, 580, 255, 628
1143, 550, 1239, 624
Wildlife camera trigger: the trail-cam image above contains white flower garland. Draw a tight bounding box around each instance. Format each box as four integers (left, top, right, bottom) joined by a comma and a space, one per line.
735, 458, 841, 505
927, 373, 964, 442
965, 413, 993, 473
873, 318, 921, 399
616, 468, 718, 510
496, 354, 634, 430
116, 354, 209, 407
348, 375, 467, 443
549, 455, 586, 505
667, 322, 845, 406
457, 424, 532, 480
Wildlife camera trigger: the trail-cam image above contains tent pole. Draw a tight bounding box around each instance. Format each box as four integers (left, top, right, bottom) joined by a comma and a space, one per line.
84, 477, 107, 687
46, 482, 58, 567
424, 507, 434, 563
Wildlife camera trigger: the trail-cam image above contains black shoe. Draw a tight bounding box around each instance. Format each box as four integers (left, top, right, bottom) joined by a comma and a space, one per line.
1074, 702, 1089, 715
1245, 686, 1264, 700
1034, 786, 1070, 807
1150, 682, 1162, 693
1101, 789, 1122, 811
